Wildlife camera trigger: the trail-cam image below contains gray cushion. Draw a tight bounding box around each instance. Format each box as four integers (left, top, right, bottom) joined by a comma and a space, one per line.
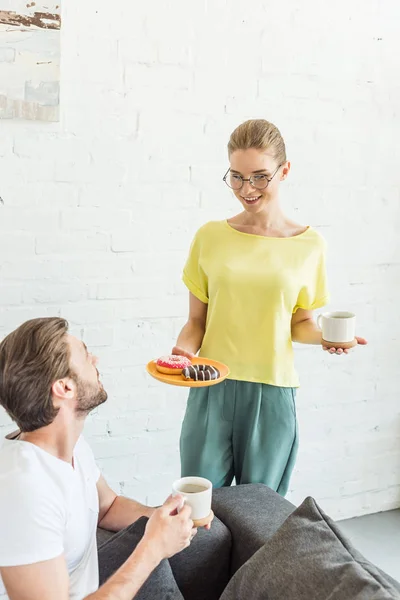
98, 517, 184, 600
97, 526, 115, 549
98, 514, 232, 600
169, 514, 232, 600
220, 496, 400, 600
212, 483, 295, 573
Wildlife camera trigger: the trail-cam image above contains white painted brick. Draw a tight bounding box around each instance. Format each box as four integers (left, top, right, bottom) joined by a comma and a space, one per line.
120, 482, 148, 506
0, 209, 59, 232
111, 229, 152, 253
147, 486, 175, 507
0, 256, 134, 282
95, 279, 173, 300
2, 182, 80, 208
61, 302, 115, 326
0, 415, 14, 434
124, 63, 192, 91
12, 134, 80, 160
131, 251, 184, 278
61, 208, 132, 232
114, 318, 174, 348
90, 436, 151, 460
96, 342, 173, 370
53, 159, 96, 184
98, 366, 151, 398
0, 135, 12, 157
0, 233, 35, 256
83, 325, 115, 348
62, 97, 135, 136
0, 306, 63, 331
2, 158, 56, 184
135, 158, 191, 184
132, 445, 180, 477
157, 41, 192, 66
83, 416, 110, 438
0, 285, 23, 306
74, 39, 120, 85
118, 35, 158, 65
78, 183, 129, 208
97, 456, 139, 483
111, 220, 193, 254
35, 232, 109, 255
98, 387, 167, 415
108, 412, 150, 437
146, 412, 182, 432
137, 112, 204, 161
133, 183, 200, 209
22, 284, 90, 305
110, 296, 187, 320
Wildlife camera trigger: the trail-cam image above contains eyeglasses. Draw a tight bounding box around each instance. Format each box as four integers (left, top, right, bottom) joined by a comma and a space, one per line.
223, 164, 282, 191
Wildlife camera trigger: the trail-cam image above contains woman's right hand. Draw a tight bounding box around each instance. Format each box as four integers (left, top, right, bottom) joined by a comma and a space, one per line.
171, 346, 195, 360
142, 495, 197, 562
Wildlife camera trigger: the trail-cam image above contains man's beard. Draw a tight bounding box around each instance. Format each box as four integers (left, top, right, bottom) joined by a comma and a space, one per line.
74, 378, 108, 416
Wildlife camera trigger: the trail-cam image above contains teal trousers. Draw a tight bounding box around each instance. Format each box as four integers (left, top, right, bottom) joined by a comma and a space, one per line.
180, 380, 298, 496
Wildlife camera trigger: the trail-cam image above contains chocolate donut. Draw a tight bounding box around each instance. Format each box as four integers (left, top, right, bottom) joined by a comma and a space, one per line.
182, 364, 220, 381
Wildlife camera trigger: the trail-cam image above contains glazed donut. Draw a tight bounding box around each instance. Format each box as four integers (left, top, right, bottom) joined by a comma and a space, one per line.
156, 355, 192, 375
182, 364, 220, 381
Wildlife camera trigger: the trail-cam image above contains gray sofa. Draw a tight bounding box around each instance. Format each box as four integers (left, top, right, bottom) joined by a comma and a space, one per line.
98, 484, 400, 599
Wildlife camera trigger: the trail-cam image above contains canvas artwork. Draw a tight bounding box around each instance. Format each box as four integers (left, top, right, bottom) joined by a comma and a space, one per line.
0, 1, 61, 121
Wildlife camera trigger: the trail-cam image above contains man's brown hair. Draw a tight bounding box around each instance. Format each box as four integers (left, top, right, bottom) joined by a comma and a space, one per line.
0, 317, 71, 432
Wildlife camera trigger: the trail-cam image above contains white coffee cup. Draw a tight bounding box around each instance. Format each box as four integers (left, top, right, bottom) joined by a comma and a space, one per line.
317, 311, 356, 344
172, 476, 212, 522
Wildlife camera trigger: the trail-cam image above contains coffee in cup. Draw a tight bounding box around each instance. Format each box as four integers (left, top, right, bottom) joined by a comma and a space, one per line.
172, 476, 213, 527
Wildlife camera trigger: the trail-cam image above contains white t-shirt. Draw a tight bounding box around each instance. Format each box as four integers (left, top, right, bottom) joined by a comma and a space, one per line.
0, 435, 101, 600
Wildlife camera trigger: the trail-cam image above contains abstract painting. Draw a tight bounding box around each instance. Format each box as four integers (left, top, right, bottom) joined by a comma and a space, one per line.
0, 1, 61, 121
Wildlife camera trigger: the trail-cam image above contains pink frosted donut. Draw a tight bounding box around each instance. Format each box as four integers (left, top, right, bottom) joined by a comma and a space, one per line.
156, 355, 192, 375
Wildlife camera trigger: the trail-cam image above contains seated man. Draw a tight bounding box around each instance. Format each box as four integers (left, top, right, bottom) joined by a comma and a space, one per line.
0, 317, 228, 600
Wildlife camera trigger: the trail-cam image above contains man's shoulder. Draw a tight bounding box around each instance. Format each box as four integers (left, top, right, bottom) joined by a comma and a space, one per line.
0, 440, 67, 504
0, 441, 68, 568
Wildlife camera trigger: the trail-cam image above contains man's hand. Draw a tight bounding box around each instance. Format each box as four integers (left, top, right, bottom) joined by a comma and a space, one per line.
142, 495, 197, 562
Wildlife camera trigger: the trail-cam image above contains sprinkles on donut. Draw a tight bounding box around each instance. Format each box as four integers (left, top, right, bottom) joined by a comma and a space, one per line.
156, 355, 192, 375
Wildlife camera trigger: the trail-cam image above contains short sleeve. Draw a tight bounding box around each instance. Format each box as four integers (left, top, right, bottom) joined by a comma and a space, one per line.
0, 478, 65, 566
294, 238, 330, 312
182, 229, 209, 304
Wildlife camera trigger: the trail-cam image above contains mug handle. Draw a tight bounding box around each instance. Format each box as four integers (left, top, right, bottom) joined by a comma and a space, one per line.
317, 314, 323, 330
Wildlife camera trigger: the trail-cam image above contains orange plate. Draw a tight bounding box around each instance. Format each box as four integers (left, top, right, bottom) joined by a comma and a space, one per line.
146, 357, 230, 388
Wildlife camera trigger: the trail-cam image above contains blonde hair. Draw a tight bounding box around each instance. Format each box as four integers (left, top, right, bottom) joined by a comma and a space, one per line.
228, 119, 287, 164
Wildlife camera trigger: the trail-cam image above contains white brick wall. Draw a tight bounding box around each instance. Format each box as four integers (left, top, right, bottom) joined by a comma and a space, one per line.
1, 0, 399, 519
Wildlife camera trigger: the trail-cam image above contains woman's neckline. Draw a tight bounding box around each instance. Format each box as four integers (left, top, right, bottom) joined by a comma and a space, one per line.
224, 219, 311, 240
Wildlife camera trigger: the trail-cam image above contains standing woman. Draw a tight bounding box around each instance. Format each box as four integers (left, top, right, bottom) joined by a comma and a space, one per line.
172, 120, 366, 496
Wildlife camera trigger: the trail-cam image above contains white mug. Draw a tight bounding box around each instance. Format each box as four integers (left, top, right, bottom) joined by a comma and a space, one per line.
172, 476, 212, 521
317, 311, 356, 344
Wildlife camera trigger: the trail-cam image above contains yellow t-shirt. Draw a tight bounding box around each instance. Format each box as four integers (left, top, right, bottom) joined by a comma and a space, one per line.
182, 220, 329, 387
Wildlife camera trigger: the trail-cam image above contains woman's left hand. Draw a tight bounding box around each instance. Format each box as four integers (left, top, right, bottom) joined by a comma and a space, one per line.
323, 336, 368, 355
